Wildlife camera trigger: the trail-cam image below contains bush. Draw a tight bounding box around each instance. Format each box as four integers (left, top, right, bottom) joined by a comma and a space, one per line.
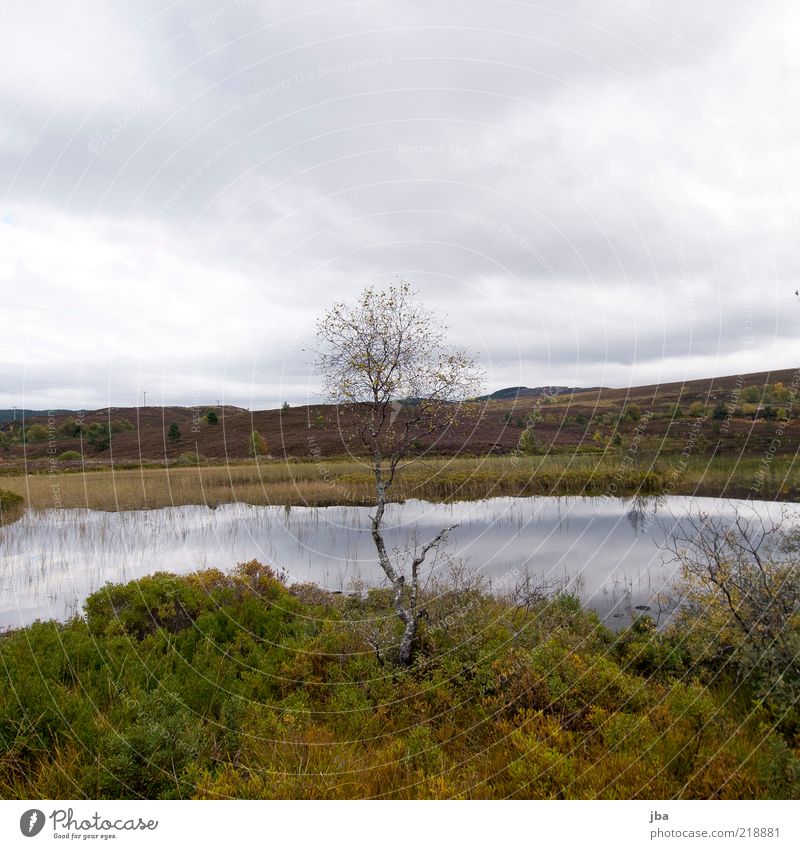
168, 423, 181, 442
711, 401, 728, 420
22, 423, 49, 443
85, 561, 288, 640
666, 511, 800, 738
1, 562, 796, 799
58, 418, 82, 437
205, 410, 219, 424
86, 422, 111, 451
759, 405, 778, 420
174, 451, 206, 467
251, 430, 268, 457
57, 450, 82, 460
518, 428, 541, 455
622, 403, 641, 422
0, 488, 23, 510
688, 401, 707, 418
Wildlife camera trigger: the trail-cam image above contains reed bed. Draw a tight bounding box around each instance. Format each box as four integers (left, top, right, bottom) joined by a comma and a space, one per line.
1, 452, 796, 512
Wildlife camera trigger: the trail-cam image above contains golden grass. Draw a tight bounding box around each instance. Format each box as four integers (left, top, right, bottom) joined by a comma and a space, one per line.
1, 450, 796, 512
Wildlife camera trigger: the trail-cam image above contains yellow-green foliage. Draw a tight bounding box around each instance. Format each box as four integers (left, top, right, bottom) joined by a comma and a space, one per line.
250, 430, 268, 457
1, 564, 796, 800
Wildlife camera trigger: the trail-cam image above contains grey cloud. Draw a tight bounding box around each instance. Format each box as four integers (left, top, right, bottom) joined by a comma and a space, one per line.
1, 1, 798, 407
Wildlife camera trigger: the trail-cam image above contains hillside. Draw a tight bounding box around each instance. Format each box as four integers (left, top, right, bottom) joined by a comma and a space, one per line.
1, 366, 798, 465
0, 409, 75, 424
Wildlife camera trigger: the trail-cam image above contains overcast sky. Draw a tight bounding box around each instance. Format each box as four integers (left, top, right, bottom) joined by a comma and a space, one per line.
2, 0, 799, 410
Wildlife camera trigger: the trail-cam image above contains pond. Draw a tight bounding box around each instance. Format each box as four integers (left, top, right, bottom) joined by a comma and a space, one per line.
0, 495, 794, 630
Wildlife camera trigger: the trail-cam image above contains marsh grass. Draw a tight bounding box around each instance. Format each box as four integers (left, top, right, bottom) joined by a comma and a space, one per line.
0, 452, 796, 512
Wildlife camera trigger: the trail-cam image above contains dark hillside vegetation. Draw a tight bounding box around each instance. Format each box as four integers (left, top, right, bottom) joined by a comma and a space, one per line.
1, 368, 798, 466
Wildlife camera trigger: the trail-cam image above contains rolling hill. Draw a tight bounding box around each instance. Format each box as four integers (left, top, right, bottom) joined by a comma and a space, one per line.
1, 366, 797, 466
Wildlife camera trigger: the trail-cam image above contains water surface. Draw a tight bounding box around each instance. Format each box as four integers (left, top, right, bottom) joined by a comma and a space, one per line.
0, 495, 793, 630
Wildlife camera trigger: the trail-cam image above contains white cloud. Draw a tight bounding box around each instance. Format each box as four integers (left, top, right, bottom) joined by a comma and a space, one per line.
2, 0, 799, 407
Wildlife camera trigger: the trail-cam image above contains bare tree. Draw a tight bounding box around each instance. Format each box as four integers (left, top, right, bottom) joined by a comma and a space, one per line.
314, 280, 484, 664
664, 507, 800, 703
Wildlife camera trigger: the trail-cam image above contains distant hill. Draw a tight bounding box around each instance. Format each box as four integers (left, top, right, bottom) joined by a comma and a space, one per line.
0, 409, 77, 424
476, 386, 598, 401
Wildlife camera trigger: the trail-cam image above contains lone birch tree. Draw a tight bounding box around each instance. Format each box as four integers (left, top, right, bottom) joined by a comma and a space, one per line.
315, 281, 484, 664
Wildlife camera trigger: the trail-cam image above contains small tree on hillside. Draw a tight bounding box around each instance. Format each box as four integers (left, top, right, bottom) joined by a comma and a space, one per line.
251, 430, 268, 457
205, 410, 219, 425
315, 280, 484, 664
168, 423, 181, 443
518, 428, 541, 455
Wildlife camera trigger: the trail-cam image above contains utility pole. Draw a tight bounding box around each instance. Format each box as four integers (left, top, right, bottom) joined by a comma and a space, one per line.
142, 391, 147, 407
12, 406, 17, 422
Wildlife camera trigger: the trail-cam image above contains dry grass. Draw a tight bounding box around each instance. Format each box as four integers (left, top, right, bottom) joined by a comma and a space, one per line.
2, 450, 796, 512
1, 460, 374, 511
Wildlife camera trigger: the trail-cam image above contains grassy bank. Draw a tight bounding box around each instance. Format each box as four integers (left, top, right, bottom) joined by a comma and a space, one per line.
0, 561, 796, 800
1, 452, 797, 512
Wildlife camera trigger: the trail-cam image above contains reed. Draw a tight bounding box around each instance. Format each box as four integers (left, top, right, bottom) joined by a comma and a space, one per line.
1, 452, 796, 512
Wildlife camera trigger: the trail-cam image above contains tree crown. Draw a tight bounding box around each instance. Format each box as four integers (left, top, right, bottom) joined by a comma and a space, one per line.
314, 281, 484, 458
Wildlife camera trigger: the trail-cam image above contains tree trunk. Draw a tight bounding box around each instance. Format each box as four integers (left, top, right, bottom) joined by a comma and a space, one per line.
398, 615, 418, 666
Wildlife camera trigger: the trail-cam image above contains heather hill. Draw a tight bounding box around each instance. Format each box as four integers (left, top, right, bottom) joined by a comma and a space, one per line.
2, 367, 798, 466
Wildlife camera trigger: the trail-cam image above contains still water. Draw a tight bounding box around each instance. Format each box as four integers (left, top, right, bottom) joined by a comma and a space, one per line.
0, 495, 793, 630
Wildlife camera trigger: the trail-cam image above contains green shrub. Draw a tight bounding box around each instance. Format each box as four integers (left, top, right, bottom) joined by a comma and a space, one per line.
622, 403, 641, 422
174, 451, 206, 466
518, 428, 541, 455
688, 401, 707, 417
0, 559, 794, 800
0, 489, 23, 508
0, 488, 23, 522
57, 450, 82, 460
251, 430, 268, 457
711, 401, 729, 420
22, 423, 49, 443
667, 513, 800, 738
